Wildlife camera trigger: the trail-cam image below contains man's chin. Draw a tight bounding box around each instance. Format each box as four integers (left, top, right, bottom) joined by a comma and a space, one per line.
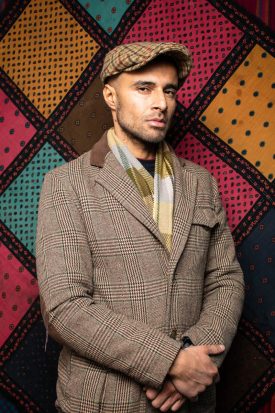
121, 126, 167, 145
147, 133, 167, 143
142, 129, 167, 143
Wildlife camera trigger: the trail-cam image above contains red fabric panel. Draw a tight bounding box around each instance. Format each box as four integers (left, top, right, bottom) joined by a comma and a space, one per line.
257, 394, 275, 413
234, 0, 275, 31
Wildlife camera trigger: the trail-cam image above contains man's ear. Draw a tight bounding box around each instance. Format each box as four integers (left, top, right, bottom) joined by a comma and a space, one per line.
103, 84, 117, 111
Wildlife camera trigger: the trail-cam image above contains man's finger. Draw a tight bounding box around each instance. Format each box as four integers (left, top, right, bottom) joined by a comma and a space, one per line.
151, 389, 175, 409
145, 388, 159, 400
171, 398, 185, 412
159, 393, 184, 412
203, 344, 225, 355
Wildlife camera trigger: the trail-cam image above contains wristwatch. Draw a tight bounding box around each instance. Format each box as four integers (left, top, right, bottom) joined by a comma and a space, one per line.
181, 336, 198, 402
181, 336, 193, 349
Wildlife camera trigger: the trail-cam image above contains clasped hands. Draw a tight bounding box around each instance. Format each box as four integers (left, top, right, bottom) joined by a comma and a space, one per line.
145, 344, 224, 412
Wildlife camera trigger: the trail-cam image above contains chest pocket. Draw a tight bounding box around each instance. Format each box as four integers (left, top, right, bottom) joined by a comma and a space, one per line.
174, 207, 219, 291
192, 207, 218, 228
186, 207, 218, 264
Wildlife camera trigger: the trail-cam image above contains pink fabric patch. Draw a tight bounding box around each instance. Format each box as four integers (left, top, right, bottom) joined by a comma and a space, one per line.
0, 89, 36, 174
176, 132, 261, 230
123, 0, 243, 107
0, 242, 39, 347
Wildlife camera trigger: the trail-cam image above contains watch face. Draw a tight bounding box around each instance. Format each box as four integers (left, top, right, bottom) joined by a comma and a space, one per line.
182, 336, 193, 348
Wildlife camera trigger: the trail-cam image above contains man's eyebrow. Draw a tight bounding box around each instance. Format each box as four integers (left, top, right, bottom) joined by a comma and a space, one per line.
131, 81, 156, 87
131, 81, 179, 89
164, 83, 179, 90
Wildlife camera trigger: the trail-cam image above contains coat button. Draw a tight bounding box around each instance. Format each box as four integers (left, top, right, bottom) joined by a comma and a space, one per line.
170, 328, 177, 339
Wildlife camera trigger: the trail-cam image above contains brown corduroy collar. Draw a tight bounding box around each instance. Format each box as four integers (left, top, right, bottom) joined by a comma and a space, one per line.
90, 132, 111, 167
90, 130, 186, 168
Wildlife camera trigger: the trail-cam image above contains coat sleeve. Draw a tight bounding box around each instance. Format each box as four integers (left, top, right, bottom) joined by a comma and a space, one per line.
184, 174, 245, 367
36, 170, 181, 389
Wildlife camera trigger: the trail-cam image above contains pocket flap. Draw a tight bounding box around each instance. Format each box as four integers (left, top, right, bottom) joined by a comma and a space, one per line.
192, 208, 217, 228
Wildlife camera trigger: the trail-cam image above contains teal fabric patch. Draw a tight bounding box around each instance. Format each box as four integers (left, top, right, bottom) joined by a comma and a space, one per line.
78, 0, 133, 34
0, 395, 20, 412
0, 142, 66, 256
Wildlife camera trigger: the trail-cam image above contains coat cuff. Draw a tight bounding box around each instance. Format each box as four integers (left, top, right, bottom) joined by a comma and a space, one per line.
138, 336, 182, 388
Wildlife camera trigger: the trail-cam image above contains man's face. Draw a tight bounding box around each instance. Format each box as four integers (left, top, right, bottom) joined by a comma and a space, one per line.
105, 60, 178, 145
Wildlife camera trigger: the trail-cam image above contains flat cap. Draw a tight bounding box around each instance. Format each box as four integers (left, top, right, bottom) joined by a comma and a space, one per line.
100, 42, 192, 86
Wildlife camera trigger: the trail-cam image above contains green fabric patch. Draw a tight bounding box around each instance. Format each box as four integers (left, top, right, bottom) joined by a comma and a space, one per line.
0, 142, 66, 256
78, 0, 133, 34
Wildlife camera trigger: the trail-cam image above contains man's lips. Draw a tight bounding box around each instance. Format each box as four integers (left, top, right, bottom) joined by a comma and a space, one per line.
147, 118, 167, 127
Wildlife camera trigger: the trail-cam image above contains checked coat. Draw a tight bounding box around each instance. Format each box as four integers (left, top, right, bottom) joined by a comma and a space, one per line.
36, 132, 244, 413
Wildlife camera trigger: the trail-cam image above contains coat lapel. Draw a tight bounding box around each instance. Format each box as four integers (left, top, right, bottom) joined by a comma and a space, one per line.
90, 133, 198, 258
169, 153, 198, 273
91, 134, 167, 248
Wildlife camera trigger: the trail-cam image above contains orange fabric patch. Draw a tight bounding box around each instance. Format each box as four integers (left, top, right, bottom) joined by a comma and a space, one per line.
201, 45, 275, 181
0, 0, 100, 118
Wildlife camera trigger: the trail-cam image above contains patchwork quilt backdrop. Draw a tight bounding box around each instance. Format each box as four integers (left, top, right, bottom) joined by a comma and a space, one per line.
0, 0, 274, 412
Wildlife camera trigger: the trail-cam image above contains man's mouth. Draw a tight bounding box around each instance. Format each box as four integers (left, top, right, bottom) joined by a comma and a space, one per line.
147, 118, 167, 128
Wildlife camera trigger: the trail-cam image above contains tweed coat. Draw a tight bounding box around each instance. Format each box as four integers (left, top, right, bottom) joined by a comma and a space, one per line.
36, 132, 244, 413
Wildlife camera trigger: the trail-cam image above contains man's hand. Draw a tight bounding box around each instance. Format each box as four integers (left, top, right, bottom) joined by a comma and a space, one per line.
169, 344, 224, 399
145, 380, 186, 412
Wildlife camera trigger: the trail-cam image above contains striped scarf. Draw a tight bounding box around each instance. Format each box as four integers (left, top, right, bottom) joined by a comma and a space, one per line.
107, 128, 174, 252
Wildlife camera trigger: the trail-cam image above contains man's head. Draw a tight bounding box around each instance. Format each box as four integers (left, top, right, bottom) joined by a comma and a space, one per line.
100, 42, 192, 86
101, 42, 192, 151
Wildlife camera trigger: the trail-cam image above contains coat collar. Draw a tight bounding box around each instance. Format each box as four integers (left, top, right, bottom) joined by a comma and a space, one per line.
90, 132, 188, 169
90, 131, 110, 167
90, 132, 167, 248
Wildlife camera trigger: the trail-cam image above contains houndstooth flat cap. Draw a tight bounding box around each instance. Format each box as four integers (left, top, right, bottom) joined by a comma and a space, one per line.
100, 42, 192, 86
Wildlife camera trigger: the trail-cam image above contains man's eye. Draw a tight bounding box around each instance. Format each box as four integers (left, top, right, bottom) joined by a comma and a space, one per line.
165, 90, 177, 97
138, 87, 150, 92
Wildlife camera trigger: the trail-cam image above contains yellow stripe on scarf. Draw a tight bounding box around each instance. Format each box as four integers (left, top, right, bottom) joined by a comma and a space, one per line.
107, 128, 174, 252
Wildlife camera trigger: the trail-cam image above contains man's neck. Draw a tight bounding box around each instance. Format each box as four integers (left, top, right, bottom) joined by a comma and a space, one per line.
112, 127, 157, 160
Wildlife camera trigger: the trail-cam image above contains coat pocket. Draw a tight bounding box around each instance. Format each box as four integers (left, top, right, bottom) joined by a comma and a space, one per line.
176, 207, 218, 278
64, 353, 108, 411
100, 369, 143, 413
190, 207, 218, 254
192, 207, 218, 228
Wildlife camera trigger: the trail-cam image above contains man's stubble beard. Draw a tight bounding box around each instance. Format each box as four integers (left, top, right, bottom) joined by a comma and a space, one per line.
115, 103, 169, 147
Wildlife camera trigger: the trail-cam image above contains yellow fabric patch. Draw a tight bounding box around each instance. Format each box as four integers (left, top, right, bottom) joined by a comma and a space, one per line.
201, 45, 275, 181
0, 0, 100, 117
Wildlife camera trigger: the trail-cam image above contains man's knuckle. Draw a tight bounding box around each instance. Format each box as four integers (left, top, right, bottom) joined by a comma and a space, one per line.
189, 389, 198, 398
211, 367, 218, 376
151, 399, 160, 408
197, 384, 206, 393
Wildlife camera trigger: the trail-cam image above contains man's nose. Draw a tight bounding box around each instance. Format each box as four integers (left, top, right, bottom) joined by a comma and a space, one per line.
152, 90, 167, 111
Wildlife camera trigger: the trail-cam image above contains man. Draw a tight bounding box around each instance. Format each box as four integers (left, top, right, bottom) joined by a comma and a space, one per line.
36, 42, 244, 413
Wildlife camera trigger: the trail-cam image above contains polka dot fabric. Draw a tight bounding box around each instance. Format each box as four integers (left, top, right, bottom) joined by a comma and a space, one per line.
123, 0, 243, 107
58, 75, 113, 154
0, 0, 100, 117
201, 45, 275, 181
237, 209, 275, 346
0, 242, 39, 348
0, 143, 66, 256
0, 394, 20, 413
4, 321, 61, 411
0, 90, 36, 175
78, 0, 133, 34
176, 132, 261, 231
0, 0, 274, 411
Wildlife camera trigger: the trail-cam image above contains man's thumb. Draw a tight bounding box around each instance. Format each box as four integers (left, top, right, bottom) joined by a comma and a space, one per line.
207, 344, 225, 355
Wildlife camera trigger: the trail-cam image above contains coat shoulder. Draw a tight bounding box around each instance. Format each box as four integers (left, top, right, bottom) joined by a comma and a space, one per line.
180, 157, 212, 177
177, 156, 217, 188
175, 156, 220, 209
44, 150, 97, 184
